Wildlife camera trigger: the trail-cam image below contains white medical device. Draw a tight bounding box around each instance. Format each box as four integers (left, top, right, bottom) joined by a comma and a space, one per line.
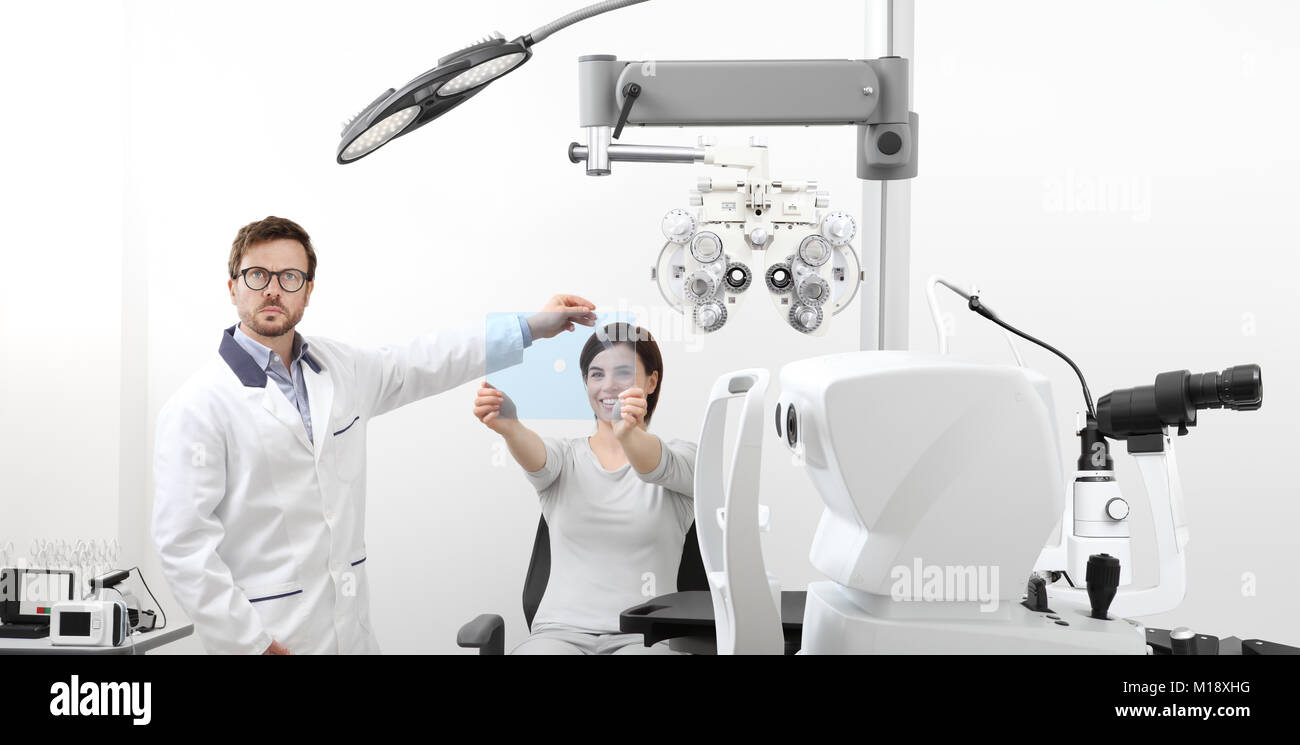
653, 142, 862, 335
88, 568, 161, 634
694, 368, 784, 654
50, 599, 129, 647
926, 277, 1263, 621
695, 275, 1265, 654
566, 41, 915, 344
788, 354, 1152, 653
699, 354, 1148, 653
1034, 430, 1183, 617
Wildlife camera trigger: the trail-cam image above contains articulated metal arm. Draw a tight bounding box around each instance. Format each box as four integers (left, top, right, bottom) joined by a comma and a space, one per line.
570, 57, 917, 180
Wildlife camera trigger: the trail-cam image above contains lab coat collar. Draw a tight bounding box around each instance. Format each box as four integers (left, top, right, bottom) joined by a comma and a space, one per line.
219, 324, 332, 458
219, 325, 323, 387
301, 338, 322, 373
262, 382, 315, 454
220, 326, 266, 387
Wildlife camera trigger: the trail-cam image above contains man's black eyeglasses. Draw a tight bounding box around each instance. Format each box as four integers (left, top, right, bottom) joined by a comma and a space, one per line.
237, 267, 312, 292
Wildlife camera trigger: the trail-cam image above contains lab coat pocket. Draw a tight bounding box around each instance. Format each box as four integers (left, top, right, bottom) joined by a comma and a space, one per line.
344, 553, 372, 632
244, 580, 304, 604
242, 580, 305, 641
331, 414, 364, 482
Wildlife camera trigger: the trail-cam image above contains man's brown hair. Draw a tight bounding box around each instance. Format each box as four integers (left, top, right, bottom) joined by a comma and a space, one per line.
228, 216, 317, 280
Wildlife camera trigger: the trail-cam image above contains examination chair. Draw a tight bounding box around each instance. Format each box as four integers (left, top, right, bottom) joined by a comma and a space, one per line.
456, 517, 708, 655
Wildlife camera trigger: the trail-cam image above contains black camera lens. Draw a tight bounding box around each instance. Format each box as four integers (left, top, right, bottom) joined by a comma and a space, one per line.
1097, 363, 1263, 438
1222, 364, 1262, 410
1187, 364, 1262, 411
786, 405, 798, 447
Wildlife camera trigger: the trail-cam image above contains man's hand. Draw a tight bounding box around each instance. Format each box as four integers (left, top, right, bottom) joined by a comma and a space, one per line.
526, 294, 597, 341
473, 381, 519, 434
613, 387, 648, 440
264, 639, 292, 655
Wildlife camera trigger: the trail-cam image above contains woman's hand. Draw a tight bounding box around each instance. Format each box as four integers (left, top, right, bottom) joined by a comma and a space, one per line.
473, 382, 519, 435
473, 382, 546, 471
613, 387, 648, 440
613, 387, 662, 475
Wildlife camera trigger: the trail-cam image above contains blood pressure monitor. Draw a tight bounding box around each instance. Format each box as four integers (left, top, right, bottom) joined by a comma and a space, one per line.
50, 599, 128, 647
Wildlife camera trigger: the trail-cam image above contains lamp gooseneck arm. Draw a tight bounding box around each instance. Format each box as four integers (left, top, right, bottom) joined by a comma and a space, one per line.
527, 0, 651, 45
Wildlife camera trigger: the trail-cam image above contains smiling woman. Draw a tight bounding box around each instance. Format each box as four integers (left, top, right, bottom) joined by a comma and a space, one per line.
579, 323, 663, 428
471, 323, 697, 654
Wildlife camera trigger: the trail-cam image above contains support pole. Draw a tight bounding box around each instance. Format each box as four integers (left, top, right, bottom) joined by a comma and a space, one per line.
861, 0, 914, 351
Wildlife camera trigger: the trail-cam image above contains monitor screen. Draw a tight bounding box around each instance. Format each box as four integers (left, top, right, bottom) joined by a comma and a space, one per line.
1, 568, 76, 624
59, 611, 92, 636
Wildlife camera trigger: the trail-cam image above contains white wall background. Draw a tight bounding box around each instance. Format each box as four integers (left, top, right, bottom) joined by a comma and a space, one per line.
0, 3, 128, 570
2, 0, 1297, 652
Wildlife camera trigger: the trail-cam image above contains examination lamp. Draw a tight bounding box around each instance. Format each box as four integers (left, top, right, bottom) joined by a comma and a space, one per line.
336, 0, 650, 164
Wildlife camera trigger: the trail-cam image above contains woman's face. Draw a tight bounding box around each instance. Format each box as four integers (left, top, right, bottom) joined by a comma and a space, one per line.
585, 344, 657, 421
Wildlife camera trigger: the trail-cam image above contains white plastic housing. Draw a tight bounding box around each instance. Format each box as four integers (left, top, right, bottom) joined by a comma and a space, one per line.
778, 352, 1064, 599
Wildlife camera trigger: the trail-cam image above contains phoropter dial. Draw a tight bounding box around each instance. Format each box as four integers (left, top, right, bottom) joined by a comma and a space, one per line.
797, 235, 832, 267
796, 275, 830, 307
789, 303, 823, 333
820, 211, 857, 247
684, 269, 718, 303
662, 209, 696, 245
690, 231, 723, 264
724, 260, 752, 293
765, 258, 794, 294
695, 300, 728, 333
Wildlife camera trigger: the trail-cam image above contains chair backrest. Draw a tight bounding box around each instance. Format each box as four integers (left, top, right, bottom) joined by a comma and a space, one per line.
522, 517, 709, 629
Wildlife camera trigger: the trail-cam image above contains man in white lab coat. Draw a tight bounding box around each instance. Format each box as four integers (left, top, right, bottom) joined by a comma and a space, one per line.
152, 216, 595, 654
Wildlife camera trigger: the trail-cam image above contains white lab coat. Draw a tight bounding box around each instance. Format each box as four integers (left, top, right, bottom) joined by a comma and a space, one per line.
152, 322, 523, 654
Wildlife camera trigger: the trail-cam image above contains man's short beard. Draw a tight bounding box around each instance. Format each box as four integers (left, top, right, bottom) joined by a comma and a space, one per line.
241, 305, 302, 338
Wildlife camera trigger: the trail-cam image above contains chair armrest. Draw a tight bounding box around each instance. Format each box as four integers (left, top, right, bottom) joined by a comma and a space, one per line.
457, 614, 505, 655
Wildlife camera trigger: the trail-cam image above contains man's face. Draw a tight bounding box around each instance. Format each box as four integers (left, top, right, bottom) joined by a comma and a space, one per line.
228, 238, 313, 339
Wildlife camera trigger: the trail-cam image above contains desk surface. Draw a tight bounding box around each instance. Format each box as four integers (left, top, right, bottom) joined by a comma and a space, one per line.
0, 623, 193, 655
621, 590, 806, 653
620, 594, 1297, 655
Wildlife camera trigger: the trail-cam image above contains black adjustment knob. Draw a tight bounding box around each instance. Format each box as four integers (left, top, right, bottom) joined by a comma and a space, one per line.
1024, 575, 1050, 612
877, 131, 903, 155
1086, 553, 1121, 620
1170, 626, 1199, 655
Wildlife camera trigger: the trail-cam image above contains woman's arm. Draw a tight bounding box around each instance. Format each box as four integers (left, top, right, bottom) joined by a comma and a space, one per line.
473, 382, 546, 472
637, 437, 696, 496
613, 386, 662, 475
617, 425, 662, 475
